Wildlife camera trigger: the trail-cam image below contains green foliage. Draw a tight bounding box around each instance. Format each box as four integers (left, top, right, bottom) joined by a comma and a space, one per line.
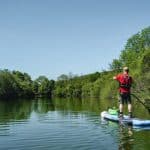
0, 71, 55, 99
34, 76, 55, 97
140, 49, 150, 73
134, 49, 150, 98
109, 59, 122, 70
12, 71, 34, 97
0, 70, 19, 99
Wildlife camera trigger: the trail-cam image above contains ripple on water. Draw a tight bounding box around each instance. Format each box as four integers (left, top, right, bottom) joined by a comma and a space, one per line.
0, 109, 150, 150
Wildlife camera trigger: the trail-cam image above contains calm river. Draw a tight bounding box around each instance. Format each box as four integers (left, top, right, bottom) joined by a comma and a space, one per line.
0, 98, 150, 150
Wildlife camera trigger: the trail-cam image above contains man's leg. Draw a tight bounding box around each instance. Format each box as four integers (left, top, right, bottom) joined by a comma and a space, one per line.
128, 103, 132, 112
127, 94, 132, 118
119, 103, 123, 113
119, 93, 124, 117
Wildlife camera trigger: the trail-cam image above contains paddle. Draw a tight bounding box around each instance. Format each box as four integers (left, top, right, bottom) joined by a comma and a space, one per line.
131, 93, 150, 113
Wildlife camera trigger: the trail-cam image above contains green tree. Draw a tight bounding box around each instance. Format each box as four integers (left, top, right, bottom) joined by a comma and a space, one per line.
0, 70, 19, 99
35, 76, 54, 97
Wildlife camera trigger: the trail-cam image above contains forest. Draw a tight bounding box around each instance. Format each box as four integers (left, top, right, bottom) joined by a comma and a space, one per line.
0, 26, 150, 103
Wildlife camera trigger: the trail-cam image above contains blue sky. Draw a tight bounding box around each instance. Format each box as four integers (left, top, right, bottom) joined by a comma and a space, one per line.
0, 0, 150, 80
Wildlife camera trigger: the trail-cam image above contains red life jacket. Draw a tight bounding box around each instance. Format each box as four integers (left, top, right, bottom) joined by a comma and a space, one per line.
119, 74, 132, 89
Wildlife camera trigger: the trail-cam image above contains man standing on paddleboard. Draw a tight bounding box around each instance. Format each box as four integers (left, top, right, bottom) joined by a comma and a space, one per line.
113, 67, 133, 118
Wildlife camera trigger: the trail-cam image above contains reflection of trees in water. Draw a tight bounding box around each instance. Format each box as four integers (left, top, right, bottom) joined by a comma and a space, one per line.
0, 98, 102, 125
52, 98, 101, 113
0, 99, 56, 124
33, 98, 55, 113
118, 124, 134, 150
0, 98, 119, 124
0, 98, 149, 126
0, 99, 32, 123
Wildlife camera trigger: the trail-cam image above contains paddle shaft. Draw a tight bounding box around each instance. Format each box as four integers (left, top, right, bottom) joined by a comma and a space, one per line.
131, 93, 150, 113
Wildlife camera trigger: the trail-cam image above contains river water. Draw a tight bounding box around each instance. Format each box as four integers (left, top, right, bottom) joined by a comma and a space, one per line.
0, 98, 150, 150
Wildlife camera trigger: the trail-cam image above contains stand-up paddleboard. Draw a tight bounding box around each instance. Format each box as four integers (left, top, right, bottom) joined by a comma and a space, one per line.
101, 111, 150, 127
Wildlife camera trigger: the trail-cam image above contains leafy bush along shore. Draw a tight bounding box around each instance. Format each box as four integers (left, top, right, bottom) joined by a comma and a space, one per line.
0, 70, 55, 99
0, 27, 150, 101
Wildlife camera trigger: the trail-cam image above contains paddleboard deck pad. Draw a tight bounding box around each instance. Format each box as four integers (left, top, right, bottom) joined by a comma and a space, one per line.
101, 111, 150, 127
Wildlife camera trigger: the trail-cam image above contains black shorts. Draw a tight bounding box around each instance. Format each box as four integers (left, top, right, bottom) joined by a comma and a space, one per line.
119, 93, 131, 104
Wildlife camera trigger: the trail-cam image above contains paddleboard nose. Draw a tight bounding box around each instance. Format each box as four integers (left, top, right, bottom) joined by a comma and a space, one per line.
101, 111, 107, 118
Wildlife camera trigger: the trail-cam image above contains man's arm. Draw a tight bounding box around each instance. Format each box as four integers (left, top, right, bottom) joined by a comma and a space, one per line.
113, 76, 117, 80
113, 74, 120, 80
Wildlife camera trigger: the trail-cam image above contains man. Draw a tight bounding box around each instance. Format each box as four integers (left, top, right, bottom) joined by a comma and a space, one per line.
113, 67, 133, 118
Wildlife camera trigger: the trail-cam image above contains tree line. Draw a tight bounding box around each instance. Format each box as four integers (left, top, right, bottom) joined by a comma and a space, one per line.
0, 70, 55, 99
0, 26, 149, 100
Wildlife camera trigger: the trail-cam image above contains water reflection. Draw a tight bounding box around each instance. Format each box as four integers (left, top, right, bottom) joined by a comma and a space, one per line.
0, 99, 32, 123
0, 98, 149, 124
0, 98, 150, 150
101, 119, 135, 150
0, 98, 102, 124
118, 124, 134, 150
